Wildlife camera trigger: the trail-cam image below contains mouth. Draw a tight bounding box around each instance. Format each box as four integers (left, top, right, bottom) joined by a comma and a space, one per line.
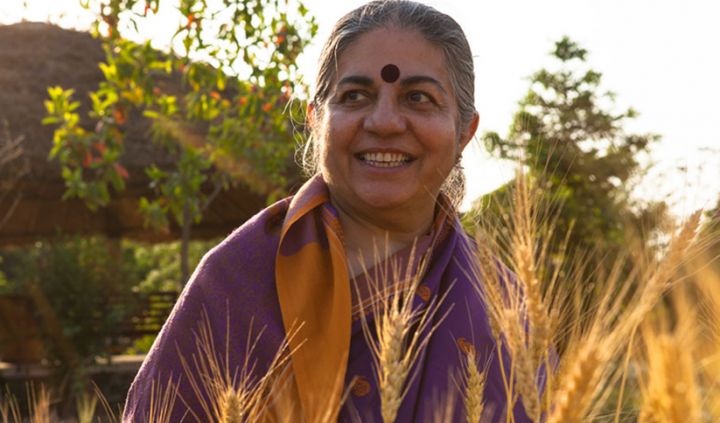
357, 151, 413, 168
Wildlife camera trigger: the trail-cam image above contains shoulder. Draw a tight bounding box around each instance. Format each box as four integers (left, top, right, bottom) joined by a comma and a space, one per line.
191, 197, 292, 286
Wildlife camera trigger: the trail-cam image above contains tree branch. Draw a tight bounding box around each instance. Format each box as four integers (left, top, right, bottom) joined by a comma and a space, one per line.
199, 180, 224, 215
0, 194, 22, 233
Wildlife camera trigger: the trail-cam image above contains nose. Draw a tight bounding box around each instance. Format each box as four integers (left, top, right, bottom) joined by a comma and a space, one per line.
363, 91, 407, 136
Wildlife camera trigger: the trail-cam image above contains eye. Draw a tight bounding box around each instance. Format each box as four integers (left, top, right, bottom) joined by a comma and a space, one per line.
342, 90, 370, 103
407, 91, 433, 104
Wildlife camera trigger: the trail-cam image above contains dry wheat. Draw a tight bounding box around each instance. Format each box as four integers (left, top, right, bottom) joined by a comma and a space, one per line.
356, 243, 449, 423
0, 387, 22, 423
463, 351, 486, 423
638, 289, 702, 423
76, 392, 98, 423
548, 345, 600, 423
626, 210, 702, 330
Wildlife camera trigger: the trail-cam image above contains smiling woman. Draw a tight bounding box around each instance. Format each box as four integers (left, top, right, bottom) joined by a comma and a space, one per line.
310, 26, 476, 277
123, 2, 531, 423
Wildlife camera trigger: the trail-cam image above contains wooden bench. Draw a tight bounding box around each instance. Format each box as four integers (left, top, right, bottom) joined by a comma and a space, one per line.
106, 291, 178, 354
117, 291, 178, 338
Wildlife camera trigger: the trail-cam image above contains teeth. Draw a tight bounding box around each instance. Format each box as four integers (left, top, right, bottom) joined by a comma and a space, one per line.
360, 152, 411, 167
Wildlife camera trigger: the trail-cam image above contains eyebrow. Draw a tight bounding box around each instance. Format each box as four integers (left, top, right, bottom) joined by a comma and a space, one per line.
400, 75, 447, 94
337, 75, 374, 87
337, 74, 447, 95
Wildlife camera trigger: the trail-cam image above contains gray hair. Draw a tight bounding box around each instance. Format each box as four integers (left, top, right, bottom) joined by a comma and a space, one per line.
301, 0, 475, 207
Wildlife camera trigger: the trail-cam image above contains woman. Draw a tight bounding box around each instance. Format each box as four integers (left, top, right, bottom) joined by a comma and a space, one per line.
124, 1, 530, 422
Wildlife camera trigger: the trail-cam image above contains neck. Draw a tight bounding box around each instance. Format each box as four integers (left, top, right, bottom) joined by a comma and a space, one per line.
330, 198, 436, 278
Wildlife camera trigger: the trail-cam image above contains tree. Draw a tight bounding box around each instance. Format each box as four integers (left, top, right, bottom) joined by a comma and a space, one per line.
44, 0, 317, 284
475, 36, 668, 281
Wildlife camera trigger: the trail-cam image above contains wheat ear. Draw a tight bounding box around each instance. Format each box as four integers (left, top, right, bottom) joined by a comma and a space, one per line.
463, 351, 487, 423
638, 289, 702, 423
176, 301, 302, 423
468, 232, 539, 421
503, 309, 540, 422
219, 388, 242, 423
626, 210, 702, 329
511, 172, 551, 362
473, 233, 506, 343
547, 345, 600, 423
639, 334, 701, 423
379, 307, 407, 423
357, 242, 451, 423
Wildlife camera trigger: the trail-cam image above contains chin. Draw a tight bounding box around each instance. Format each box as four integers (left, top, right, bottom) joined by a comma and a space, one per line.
355, 187, 428, 212
359, 196, 409, 211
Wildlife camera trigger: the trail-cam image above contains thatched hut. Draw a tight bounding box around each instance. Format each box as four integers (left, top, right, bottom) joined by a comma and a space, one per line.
0, 22, 293, 247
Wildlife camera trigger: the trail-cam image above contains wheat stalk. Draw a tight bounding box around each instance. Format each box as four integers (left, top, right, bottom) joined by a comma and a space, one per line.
0, 387, 22, 423
426, 377, 458, 423
503, 308, 540, 422
176, 303, 302, 423
470, 170, 560, 422
146, 376, 183, 423
356, 241, 451, 423
473, 233, 506, 344
76, 392, 98, 423
27, 385, 51, 423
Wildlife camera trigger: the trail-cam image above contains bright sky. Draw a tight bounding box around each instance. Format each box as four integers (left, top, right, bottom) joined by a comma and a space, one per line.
3, 0, 720, 218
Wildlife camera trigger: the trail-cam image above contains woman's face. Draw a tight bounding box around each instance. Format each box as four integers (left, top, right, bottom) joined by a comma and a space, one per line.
311, 27, 477, 220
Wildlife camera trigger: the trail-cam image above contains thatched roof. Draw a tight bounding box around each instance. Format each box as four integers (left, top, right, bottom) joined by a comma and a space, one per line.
0, 22, 292, 247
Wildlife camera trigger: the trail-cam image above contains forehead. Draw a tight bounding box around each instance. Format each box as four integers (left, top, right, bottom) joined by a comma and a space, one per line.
335, 28, 451, 90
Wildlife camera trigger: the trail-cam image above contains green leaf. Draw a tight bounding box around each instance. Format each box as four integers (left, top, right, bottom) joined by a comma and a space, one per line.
42, 116, 60, 125
44, 99, 56, 115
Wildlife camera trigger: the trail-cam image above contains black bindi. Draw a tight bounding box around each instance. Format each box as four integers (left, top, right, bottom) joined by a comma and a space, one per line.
381, 64, 400, 83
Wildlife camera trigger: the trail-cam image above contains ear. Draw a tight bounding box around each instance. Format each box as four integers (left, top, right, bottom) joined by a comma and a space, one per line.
307, 101, 316, 131
459, 111, 480, 153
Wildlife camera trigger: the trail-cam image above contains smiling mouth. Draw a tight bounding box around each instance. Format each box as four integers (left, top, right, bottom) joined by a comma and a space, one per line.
358, 152, 413, 168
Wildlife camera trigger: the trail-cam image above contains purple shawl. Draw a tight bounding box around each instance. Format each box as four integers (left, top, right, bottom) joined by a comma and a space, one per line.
123, 176, 532, 423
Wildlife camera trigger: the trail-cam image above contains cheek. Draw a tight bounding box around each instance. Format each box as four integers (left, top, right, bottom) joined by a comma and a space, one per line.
317, 133, 340, 180
320, 114, 353, 155
317, 136, 331, 172
429, 122, 460, 158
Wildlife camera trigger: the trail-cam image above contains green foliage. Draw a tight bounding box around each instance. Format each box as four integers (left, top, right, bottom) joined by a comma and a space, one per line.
125, 334, 157, 355
0, 257, 10, 295
1, 236, 135, 362
44, 1, 315, 226
477, 36, 668, 277
122, 238, 218, 292
44, 0, 316, 283
0, 236, 217, 362
45, 86, 126, 209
